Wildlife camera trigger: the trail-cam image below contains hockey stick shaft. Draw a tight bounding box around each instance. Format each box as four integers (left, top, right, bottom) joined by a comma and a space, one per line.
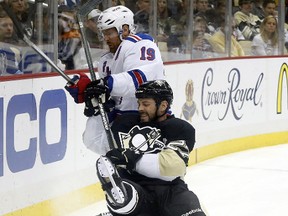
78, 0, 102, 17
0, 0, 74, 84
76, 13, 97, 80
77, 0, 118, 149
76, 0, 103, 81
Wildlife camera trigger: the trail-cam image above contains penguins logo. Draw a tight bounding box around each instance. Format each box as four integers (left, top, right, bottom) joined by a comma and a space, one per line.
118, 125, 165, 153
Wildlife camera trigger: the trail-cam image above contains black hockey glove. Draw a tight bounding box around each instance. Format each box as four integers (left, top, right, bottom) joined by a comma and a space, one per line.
84, 78, 112, 117
106, 148, 143, 172
83, 97, 115, 117
84, 78, 110, 103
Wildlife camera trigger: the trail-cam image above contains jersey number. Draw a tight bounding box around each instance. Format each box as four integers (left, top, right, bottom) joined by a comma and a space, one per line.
140, 47, 155, 61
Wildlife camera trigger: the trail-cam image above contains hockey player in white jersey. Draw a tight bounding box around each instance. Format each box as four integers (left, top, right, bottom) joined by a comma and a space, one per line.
65, 5, 165, 155
65, 5, 165, 116
96, 5, 164, 111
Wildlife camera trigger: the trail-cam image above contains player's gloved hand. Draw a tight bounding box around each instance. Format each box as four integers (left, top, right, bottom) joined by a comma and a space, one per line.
106, 148, 143, 172
83, 78, 113, 117
83, 97, 115, 117
84, 78, 110, 104
64, 73, 91, 103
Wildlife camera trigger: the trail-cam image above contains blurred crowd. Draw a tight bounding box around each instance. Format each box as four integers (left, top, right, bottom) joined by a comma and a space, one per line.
1, 0, 288, 76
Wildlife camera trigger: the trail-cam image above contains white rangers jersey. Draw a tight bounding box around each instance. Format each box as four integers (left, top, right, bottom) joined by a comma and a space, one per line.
97, 33, 165, 112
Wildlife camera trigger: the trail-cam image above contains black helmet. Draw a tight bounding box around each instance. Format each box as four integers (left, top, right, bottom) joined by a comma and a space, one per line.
136, 80, 173, 105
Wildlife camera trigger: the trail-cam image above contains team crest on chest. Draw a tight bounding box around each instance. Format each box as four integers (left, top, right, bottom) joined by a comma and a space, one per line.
118, 125, 165, 153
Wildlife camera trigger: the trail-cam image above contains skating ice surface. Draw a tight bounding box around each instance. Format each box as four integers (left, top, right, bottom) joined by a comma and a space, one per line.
68, 143, 288, 216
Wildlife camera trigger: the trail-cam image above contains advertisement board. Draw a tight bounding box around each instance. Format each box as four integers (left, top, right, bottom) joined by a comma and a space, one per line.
0, 57, 287, 215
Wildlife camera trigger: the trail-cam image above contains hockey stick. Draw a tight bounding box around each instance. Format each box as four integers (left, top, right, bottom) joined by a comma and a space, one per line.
0, 0, 73, 84
76, 0, 117, 149
76, 0, 101, 81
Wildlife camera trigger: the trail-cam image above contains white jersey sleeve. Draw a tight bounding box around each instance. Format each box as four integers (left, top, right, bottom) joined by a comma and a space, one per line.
82, 115, 110, 155
135, 149, 186, 181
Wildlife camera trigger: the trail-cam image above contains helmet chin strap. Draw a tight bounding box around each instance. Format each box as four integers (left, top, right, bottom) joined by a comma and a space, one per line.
118, 30, 123, 40
154, 101, 167, 121
156, 112, 166, 121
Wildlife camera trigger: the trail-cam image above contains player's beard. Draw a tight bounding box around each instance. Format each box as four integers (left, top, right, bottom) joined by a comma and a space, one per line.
107, 38, 121, 53
139, 111, 157, 122
107, 42, 117, 53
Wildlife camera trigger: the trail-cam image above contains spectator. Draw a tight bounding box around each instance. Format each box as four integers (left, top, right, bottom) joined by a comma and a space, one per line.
84, 8, 102, 48
157, 0, 171, 43
58, 5, 81, 70
157, 0, 184, 52
204, 8, 220, 34
7, 0, 33, 39
214, 0, 226, 16
251, 15, 279, 56
0, 10, 22, 75
191, 16, 215, 59
262, 0, 288, 52
262, 0, 278, 18
73, 8, 104, 69
195, 0, 210, 17
234, 0, 262, 41
194, 14, 211, 35
134, 0, 150, 33
252, 0, 265, 20
171, 0, 189, 34
167, 0, 189, 52
0, 9, 17, 43
207, 15, 245, 57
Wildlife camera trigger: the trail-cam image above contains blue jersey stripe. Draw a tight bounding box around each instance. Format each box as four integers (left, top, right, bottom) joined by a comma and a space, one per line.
106, 76, 113, 93
125, 33, 154, 43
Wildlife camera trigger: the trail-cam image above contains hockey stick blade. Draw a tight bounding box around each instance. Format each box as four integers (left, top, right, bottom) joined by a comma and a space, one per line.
0, 1, 73, 84
78, 0, 103, 17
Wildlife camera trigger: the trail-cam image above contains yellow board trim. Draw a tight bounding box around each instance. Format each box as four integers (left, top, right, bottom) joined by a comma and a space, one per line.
4, 131, 288, 216
189, 131, 288, 166
3, 184, 105, 216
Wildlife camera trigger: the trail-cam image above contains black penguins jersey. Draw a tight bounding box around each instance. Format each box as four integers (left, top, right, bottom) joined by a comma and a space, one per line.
111, 113, 195, 167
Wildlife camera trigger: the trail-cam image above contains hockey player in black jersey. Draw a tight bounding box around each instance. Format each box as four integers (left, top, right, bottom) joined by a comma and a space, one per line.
83, 80, 206, 216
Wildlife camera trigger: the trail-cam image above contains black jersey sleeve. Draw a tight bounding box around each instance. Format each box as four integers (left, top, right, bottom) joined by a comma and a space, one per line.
160, 117, 195, 165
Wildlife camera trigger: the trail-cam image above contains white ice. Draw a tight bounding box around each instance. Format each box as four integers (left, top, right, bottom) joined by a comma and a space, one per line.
68, 143, 288, 216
